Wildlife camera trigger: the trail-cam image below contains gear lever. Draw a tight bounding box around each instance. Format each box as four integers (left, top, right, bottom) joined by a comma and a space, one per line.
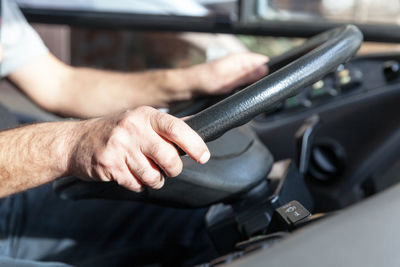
295, 115, 320, 174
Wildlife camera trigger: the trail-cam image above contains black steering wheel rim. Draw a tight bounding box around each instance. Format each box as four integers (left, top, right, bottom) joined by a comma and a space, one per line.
185, 24, 363, 142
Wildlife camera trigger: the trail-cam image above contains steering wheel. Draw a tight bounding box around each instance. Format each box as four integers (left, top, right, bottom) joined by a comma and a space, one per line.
54, 25, 363, 207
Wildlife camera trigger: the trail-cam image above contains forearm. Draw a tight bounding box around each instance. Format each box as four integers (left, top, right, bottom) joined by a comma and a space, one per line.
9, 53, 198, 118
10, 52, 268, 119
0, 121, 82, 197
56, 66, 196, 118
58, 52, 270, 118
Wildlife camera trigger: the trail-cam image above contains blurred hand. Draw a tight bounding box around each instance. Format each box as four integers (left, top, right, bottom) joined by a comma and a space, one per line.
187, 52, 269, 95
69, 106, 210, 192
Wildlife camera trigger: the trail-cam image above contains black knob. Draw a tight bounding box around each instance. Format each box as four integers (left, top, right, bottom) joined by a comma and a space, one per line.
383, 60, 400, 81
308, 141, 346, 183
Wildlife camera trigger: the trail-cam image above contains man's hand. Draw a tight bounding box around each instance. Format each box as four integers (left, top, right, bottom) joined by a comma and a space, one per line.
162, 52, 269, 103
186, 52, 269, 96
68, 106, 210, 192
0, 106, 208, 197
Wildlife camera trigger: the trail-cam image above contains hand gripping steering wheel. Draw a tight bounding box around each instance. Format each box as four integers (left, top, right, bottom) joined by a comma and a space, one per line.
54, 25, 363, 207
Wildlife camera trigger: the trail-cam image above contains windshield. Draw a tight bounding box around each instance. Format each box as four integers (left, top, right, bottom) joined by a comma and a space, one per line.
256, 0, 400, 25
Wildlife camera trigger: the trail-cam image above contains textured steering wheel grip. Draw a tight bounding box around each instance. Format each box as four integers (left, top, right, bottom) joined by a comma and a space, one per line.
185, 25, 363, 142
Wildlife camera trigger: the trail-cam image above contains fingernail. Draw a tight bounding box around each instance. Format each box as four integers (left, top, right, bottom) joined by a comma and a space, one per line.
199, 150, 210, 164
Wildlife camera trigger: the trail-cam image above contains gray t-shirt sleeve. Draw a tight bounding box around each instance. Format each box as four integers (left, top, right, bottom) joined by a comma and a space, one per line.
0, 0, 49, 77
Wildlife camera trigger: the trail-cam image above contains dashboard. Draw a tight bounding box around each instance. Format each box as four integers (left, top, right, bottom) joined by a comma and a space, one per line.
258, 54, 399, 121
251, 53, 400, 211
202, 52, 400, 265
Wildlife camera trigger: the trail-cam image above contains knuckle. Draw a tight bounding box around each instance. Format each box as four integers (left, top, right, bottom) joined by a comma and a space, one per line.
161, 152, 178, 168
108, 128, 125, 145
117, 116, 131, 130
152, 178, 165, 190
141, 171, 162, 187
135, 106, 156, 122
95, 150, 116, 169
133, 165, 147, 179
145, 143, 181, 176
118, 178, 142, 192
114, 122, 142, 146
168, 159, 183, 177
163, 119, 182, 139
117, 114, 136, 132
93, 167, 112, 182
146, 142, 162, 158
161, 153, 182, 176
154, 112, 177, 133
118, 106, 157, 135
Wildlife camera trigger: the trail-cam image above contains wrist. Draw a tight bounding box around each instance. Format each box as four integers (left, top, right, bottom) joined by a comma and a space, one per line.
57, 119, 89, 177
159, 68, 197, 103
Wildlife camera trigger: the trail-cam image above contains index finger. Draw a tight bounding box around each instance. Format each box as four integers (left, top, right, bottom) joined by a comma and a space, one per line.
150, 112, 210, 164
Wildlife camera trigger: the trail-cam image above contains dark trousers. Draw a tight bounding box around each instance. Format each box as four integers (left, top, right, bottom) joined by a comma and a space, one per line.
0, 183, 217, 266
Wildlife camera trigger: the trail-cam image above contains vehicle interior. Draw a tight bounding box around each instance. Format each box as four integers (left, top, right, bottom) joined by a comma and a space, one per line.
5, 0, 400, 266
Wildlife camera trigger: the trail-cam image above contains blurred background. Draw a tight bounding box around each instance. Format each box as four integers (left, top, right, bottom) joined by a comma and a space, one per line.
3, 0, 400, 118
